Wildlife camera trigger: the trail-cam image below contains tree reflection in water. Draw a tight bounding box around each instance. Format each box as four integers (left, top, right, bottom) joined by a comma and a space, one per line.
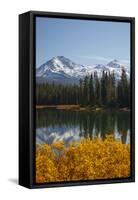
36, 109, 130, 145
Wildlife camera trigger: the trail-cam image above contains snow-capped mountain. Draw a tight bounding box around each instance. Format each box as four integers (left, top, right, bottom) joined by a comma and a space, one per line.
36, 56, 130, 84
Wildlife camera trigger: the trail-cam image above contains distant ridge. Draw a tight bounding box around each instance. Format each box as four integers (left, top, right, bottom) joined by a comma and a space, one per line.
36, 56, 130, 84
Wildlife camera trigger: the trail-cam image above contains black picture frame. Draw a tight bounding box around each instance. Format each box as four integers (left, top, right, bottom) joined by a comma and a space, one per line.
19, 10, 135, 189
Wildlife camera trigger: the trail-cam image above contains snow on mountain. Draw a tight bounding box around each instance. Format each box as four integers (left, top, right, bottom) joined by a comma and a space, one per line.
36, 126, 82, 145
36, 56, 130, 84
107, 59, 123, 68
106, 59, 130, 79
36, 56, 84, 77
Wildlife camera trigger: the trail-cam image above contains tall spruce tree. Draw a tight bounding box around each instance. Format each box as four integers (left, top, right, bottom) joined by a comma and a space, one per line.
89, 74, 95, 106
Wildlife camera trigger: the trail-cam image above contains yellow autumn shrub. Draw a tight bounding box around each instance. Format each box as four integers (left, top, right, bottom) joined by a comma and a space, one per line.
36, 136, 130, 183
36, 144, 58, 183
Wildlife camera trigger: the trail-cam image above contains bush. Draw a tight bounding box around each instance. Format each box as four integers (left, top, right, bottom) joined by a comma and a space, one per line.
36, 136, 130, 183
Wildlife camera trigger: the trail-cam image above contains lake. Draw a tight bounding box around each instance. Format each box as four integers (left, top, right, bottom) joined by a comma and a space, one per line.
36, 108, 130, 145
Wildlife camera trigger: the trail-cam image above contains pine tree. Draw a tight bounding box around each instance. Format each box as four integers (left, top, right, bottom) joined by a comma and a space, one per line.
36, 68, 130, 109
89, 74, 95, 106
83, 76, 89, 105
94, 72, 101, 106
101, 71, 107, 106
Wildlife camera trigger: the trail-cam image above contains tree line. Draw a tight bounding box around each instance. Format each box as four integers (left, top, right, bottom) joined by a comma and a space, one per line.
36, 68, 130, 108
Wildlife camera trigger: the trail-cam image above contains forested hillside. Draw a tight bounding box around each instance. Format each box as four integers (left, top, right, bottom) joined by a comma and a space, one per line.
36, 68, 130, 108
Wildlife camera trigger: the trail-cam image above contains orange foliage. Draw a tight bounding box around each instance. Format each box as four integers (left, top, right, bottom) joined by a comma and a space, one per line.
36, 136, 130, 183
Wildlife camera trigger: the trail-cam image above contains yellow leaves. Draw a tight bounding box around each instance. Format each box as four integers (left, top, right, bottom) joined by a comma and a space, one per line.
36, 136, 130, 183
52, 141, 64, 151
36, 144, 58, 183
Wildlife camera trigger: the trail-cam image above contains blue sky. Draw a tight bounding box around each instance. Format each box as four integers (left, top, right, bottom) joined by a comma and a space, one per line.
36, 17, 130, 68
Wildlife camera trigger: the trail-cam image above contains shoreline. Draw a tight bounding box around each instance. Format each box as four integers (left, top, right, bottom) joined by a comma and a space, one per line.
35, 105, 130, 112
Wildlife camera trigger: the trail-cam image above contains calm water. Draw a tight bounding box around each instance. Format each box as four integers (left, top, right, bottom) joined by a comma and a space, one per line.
36, 108, 130, 145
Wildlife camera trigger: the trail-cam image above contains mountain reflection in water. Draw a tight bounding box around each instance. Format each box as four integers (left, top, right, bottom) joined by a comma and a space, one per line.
36, 108, 130, 145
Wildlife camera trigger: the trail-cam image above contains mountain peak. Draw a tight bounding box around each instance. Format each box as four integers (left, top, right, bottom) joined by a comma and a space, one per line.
50, 56, 74, 65
107, 59, 121, 68
55, 56, 66, 59
52, 56, 71, 62
36, 56, 129, 85
112, 59, 119, 63
52, 56, 66, 61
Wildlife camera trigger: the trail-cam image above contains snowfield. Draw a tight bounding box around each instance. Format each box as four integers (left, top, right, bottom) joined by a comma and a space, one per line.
36, 56, 130, 84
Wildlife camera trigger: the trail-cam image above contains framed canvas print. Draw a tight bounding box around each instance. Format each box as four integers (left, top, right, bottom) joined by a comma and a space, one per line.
19, 11, 135, 189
